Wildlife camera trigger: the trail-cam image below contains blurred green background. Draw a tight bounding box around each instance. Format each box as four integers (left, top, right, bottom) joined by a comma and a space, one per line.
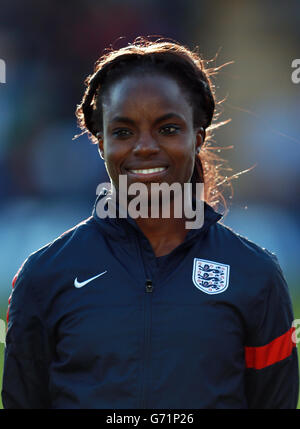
0, 0, 299, 408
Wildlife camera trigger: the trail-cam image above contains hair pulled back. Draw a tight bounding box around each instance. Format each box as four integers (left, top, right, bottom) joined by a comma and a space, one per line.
76, 37, 232, 211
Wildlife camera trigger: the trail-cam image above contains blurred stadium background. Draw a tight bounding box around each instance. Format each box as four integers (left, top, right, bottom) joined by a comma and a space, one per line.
0, 0, 299, 408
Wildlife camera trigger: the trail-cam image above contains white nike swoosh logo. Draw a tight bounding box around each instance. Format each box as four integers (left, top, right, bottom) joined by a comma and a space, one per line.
74, 271, 107, 288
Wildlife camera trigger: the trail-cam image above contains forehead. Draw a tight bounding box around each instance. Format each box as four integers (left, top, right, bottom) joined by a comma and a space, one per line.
102, 73, 193, 120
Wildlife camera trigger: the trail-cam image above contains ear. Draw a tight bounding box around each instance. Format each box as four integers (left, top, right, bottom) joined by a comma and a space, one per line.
96, 132, 105, 160
195, 127, 205, 154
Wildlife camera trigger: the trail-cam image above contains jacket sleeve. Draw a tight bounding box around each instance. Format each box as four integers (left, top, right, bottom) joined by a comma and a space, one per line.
244, 256, 299, 409
1, 262, 51, 409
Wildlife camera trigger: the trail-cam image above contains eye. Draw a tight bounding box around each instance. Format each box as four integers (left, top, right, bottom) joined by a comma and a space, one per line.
159, 125, 181, 135
112, 128, 133, 138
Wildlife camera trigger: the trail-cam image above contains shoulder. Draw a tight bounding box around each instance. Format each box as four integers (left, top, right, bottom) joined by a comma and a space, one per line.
212, 221, 281, 275
11, 216, 99, 291
210, 222, 293, 327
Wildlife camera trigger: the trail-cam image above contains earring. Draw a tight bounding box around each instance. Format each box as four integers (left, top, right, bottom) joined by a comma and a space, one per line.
196, 147, 201, 154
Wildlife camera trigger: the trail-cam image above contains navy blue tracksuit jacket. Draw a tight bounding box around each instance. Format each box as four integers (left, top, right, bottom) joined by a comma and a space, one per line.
2, 192, 299, 408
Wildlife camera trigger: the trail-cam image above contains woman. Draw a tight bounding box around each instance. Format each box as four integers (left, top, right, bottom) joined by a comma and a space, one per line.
2, 38, 298, 409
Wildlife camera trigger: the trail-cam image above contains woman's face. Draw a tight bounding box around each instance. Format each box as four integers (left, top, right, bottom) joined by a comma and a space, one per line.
98, 73, 204, 194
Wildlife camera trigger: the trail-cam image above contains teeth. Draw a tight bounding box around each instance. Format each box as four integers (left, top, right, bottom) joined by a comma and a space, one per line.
129, 167, 167, 174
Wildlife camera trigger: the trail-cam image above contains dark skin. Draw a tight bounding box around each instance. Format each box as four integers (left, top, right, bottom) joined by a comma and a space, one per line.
97, 73, 205, 257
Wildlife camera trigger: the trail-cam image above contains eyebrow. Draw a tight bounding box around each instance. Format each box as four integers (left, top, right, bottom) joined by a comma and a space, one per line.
109, 112, 185, 126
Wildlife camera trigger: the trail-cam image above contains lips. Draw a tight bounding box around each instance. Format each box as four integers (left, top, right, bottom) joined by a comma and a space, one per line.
123, 162, 169, 178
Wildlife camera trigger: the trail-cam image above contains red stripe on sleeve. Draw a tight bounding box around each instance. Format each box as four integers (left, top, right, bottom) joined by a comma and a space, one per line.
6, 273, 19, 325
12, 273, 18, 288
245, 327, 296, 369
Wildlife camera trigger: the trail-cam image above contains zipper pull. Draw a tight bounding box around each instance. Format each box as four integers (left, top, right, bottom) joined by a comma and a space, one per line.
145, 279, 153, 293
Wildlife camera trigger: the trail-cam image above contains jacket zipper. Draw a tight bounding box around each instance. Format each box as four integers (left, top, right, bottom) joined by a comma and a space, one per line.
140, 279, 153, 408
134, 230, 154, 409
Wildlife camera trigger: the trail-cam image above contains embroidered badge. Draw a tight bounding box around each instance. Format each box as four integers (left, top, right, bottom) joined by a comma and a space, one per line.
192, 258, 230, 295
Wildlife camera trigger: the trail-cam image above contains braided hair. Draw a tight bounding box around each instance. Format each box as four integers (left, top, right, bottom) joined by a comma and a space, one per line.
76, 37, 232, 211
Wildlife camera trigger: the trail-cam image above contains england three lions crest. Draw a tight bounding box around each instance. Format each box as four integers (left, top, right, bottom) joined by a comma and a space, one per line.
192, 258, 230, 295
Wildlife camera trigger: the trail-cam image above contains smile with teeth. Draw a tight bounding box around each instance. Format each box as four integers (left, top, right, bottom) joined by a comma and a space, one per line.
128, 167, 167, 175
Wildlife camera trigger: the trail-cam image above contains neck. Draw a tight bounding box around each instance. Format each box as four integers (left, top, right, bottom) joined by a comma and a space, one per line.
136, 216, 188, 257
133, 196, 190, 257
113, 187, 196, 257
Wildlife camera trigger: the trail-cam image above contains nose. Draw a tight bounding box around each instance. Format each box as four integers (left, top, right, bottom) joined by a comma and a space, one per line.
132, 133, 160, 157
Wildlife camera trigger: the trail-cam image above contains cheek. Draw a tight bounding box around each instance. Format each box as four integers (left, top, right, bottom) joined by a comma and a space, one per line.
104, 141, 129, 184
104, 141, 122, 165
175, 143, 195, 178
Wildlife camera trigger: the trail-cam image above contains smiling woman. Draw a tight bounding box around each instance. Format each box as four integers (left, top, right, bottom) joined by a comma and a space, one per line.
76, 38, 220, 208
2, 37, 299, 409
98, 73, 206, 240
75, 39, 222, 256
